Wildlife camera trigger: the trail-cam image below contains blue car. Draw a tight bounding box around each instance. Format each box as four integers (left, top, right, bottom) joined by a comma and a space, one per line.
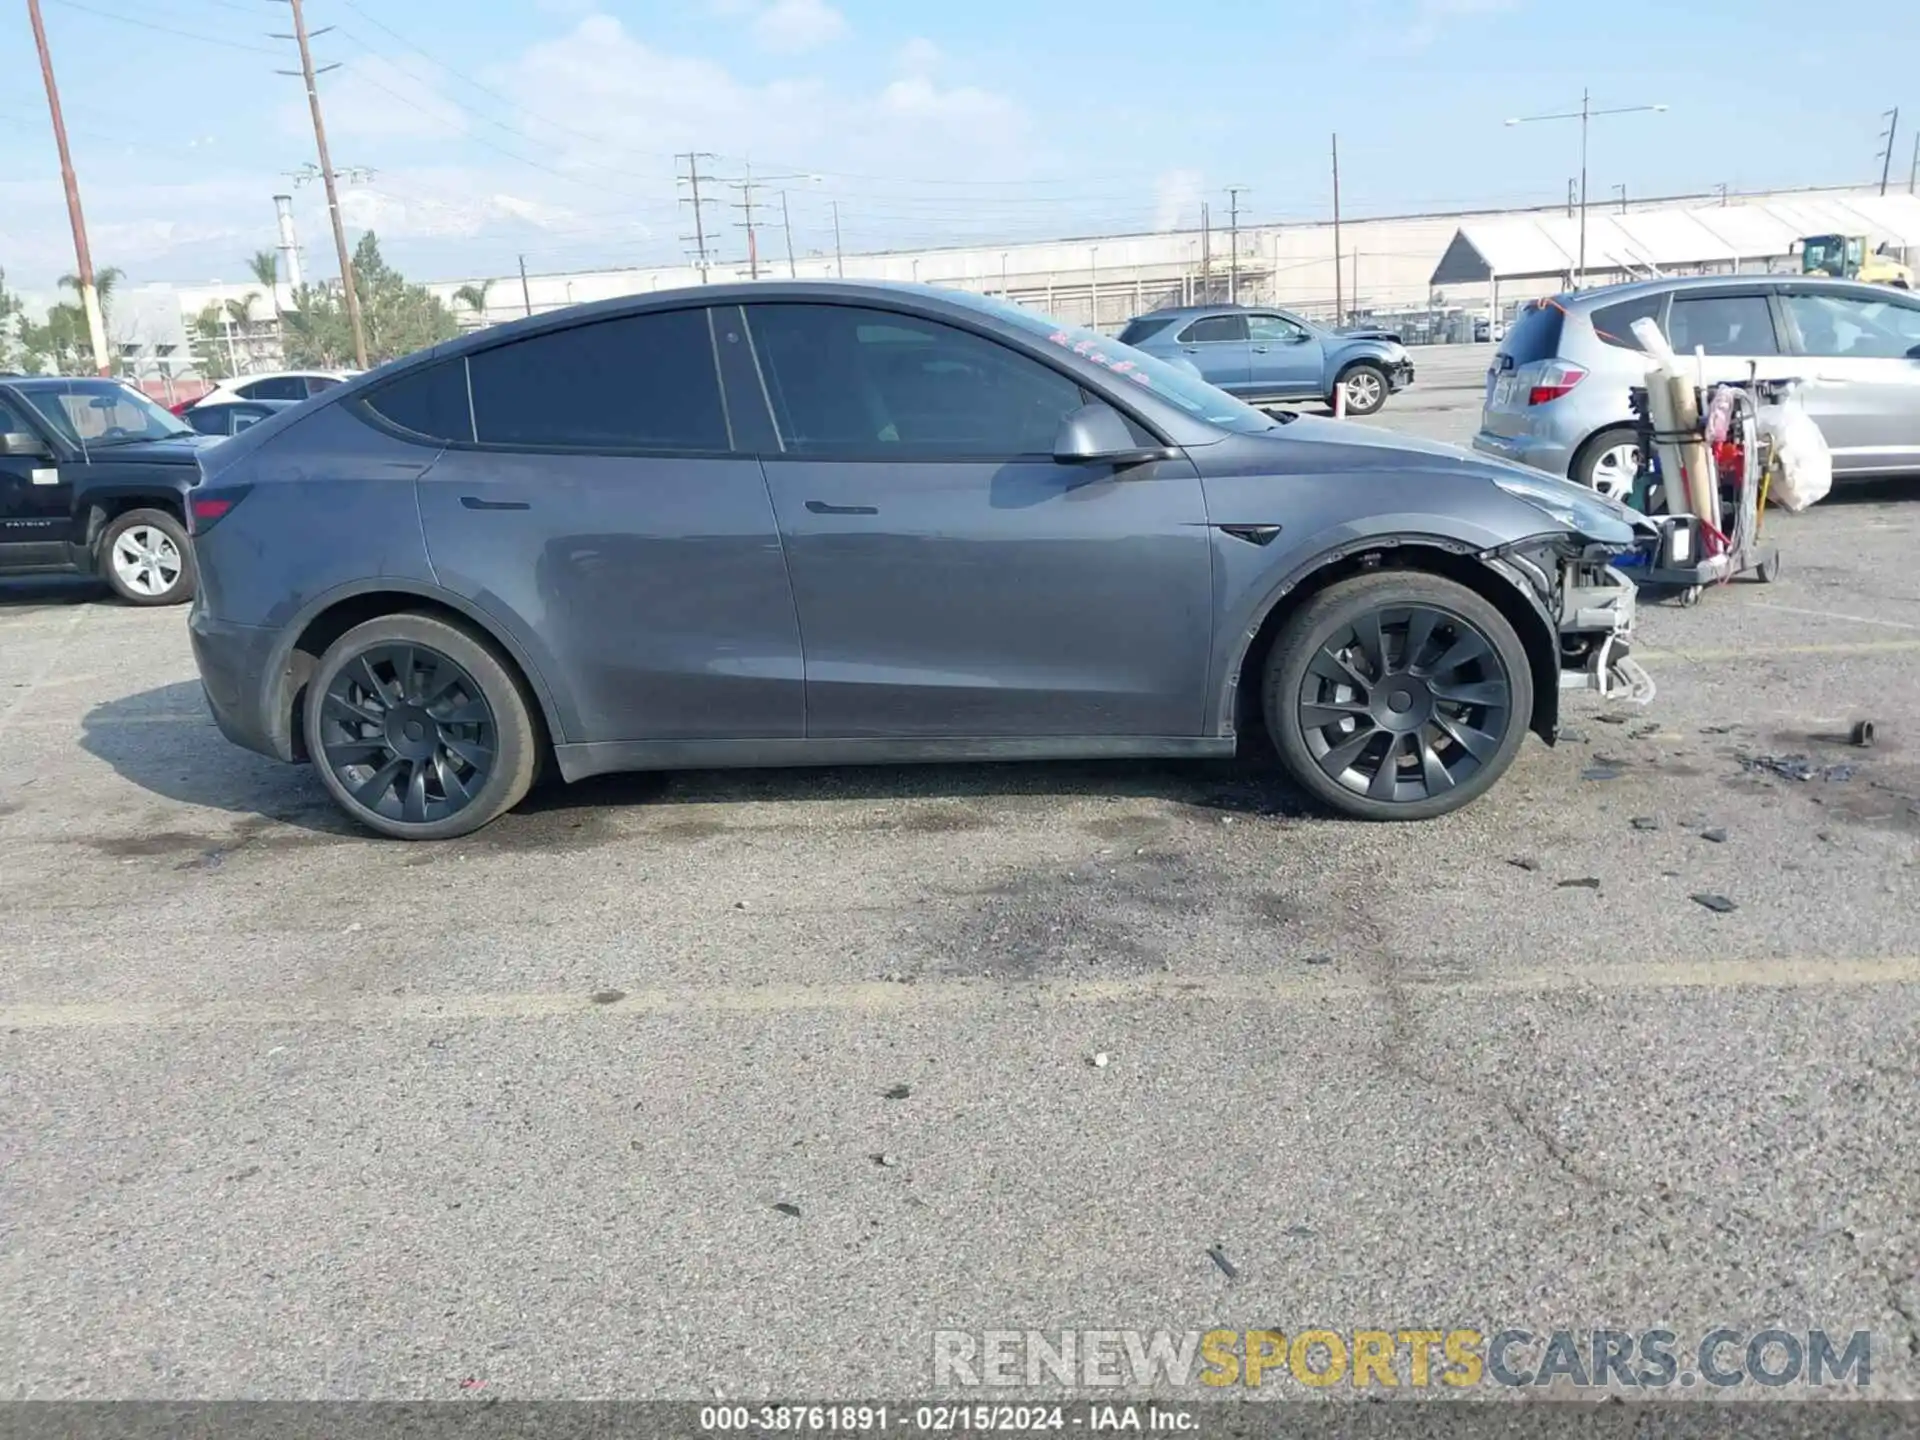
1118, 305, 1415, 415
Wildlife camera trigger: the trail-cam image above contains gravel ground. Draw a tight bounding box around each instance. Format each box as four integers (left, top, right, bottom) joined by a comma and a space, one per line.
3, 345, 1918, 1402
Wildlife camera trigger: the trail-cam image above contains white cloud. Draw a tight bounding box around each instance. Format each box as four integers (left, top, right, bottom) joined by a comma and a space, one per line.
896, 37, 942, 75
279, 54, 469, 143
1398, 0, 1517, 51
1152, 169, 1204, 232
753, 0, 846, 53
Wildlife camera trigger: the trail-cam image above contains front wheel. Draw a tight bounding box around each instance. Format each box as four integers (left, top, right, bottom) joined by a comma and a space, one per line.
304, 612, 540, 840
1333, 363, 1389, 416
1263, 571, 1535, 820
99, 508, 196, 606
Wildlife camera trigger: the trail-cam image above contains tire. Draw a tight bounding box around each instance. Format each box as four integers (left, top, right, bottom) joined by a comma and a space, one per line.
1574, 425, 1642, 502
98, 507, 196, 606
1263, 571, 1535, 821
1334, 363, 1389, 416
303, 612, 539, 840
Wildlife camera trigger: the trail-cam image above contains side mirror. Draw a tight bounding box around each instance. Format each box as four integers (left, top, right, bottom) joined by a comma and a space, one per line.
0, 431, 50, 458
1053, 403, 1177, 468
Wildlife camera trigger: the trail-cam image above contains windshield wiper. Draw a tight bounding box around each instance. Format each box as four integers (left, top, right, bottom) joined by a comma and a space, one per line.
88, 433, 184, 448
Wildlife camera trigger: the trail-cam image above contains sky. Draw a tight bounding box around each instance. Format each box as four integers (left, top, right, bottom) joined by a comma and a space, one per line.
1, 0, 1916, 299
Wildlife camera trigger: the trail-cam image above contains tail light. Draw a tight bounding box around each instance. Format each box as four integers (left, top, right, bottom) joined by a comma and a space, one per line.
188, 484, 251, 536
1527, 361, 1588, 406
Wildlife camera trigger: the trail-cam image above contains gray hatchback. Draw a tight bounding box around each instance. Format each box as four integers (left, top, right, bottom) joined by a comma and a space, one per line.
189, 281, 1643, 839
1474, 275, 1920, 496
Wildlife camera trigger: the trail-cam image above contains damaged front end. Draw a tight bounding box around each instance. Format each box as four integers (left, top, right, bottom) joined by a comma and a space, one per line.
1485, 534, 1656, 708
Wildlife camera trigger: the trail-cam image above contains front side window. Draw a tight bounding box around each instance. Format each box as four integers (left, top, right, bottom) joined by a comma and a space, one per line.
1784, 292, 1920, 359
20, 380, 195, 447
1666, 294, 1778, 356
1179, 314, 1248, 344
468, 308, 729, 451
746, 303, 1087, 459
1247, 313, 1310, 343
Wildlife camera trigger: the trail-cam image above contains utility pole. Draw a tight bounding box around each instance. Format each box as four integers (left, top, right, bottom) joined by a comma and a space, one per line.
1612, 182, 1627, 213
730, 163, 761, 280
1507, 92, 1666, 290
1910, 132, 1919, 194
277, 0, 366, 369
1225, 187, 1246, 304
780, 191, 797, 279
28, 0, 109, 375
1200, 201, 1211, 293
831, 201, 844, 278
1330, 135, 1343, 326
1878, 107, 1900, 196
676, 151, 718, 282
518, 255, 533, 317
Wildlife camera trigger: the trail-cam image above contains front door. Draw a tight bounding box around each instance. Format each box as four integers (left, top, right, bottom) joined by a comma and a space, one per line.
1173, 313, 1252, 393
1245, 312, 1325, 398
1778, 288, 1920, 474
404, 306, 805, 744
0, 392, 73, 558
741, 301, 1214, 739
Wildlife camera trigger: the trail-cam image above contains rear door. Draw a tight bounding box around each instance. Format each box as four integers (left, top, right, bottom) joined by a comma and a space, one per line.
740, 300, 1213, 739
1172, 313, 1252, 392
1777, 288, 1920, 474
1245, 312, 1324, 397
406, 307, 805, 745
1665, 289, 1795, 388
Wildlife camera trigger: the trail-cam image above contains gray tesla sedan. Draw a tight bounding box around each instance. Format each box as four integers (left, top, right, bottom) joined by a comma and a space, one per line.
187, 281, 1646, 839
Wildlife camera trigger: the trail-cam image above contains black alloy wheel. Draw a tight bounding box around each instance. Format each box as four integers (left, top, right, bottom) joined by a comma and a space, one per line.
305, 613, 538, 839
1264, 572, 1534, 820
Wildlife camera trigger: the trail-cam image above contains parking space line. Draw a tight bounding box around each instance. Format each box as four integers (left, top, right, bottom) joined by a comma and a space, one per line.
3, 955, 1916, 1032
1745, 601, 1920, 632
1638, 638, 1920, 663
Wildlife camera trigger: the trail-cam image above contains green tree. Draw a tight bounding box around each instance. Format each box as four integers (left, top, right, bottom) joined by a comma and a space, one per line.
451, 279, 494, 319
247, 250, 279, 290
58, 265, 124, 330
225, 291, 261, 328
0, 267, 25, 369
281, 232, 458, 368
18, 302, 89, 374
192, 302, 237, 381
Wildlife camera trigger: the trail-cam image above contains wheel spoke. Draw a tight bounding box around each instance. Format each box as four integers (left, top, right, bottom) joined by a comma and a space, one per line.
437, 698, 489, 727
1320, 724, 1381, 775
1299, 700, 1369, 729
1403, 608, 1439, 673
1434, 712, 1499, 761
1419, 733, 1456, 793
352, 656, 395, 710
434, 751, 472, 804
402, 759, 429, 823
324, 738, 388, 765
352, 755, 408, 808
1351, 613, 1389, 679
1426, 629, 1491, 678
1307, 647, 1371, 695
419, 666, 463, 711
439, 731, 492, 769
323, 691, 384, 727
1367, 733, 1405, 799
1429, 678, 1508, 708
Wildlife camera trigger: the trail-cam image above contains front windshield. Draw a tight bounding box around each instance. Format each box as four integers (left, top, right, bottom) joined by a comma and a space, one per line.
939, 289, 1283, 435
1802, 237, 1844, 273
21, 380, 196, 449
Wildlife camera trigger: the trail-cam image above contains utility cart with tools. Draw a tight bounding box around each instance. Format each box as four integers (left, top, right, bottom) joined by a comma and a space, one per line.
1619, 373, 1785, 606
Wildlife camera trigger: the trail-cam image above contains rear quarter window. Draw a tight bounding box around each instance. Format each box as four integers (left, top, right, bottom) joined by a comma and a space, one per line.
364, 359, 474, 443
1497, 301, 1566, 365
1587, 293, 1667, 351
1117, 316, 1179, 345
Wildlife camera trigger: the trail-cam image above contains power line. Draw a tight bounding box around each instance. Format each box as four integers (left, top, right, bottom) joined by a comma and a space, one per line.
45, 0, 280, 53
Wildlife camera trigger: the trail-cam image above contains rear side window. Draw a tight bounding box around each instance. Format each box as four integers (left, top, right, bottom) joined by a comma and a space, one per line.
305, 376, 342, 396
1667, 294, 1778, 356
1179, 314, 1248, 343
467, 308, 729, 451
240, 376, 307, 401
1498, 301, 1566, 365
1587, 293, 1666, 351
1118, 316, 1179, 345
365, 359, 474, 442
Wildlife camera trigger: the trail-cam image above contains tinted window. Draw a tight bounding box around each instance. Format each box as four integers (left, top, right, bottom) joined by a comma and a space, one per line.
1498, 300, 1565, 365
305, 376, 343, 395
468, 308, 728, 451
240, 376, 308, 401
0, 394, 33, 433
747, 303, 1087, 459
364, 359, 474, 442
1667, 294, 1777, 356
186, 407, 232, 436
1784, 292, 1920, 359
1117, 316, 1179, 345
1179, 314, 1248, 344
1587, 293, 1666, 351
233, 409, 267, 431
1247, 313, 1310, 342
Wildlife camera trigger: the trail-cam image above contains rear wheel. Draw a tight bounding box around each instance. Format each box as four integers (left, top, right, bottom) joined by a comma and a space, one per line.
1263, 571, 1534, 821
304, 612, 539, 840
1334, 363, 1389, 416
1575, 425, 1641, 502
99, 508, 195, 606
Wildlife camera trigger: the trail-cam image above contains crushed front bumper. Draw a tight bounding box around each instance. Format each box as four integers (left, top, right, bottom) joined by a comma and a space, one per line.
1487, 538, 1655, 709
1388, 360, 1415, 392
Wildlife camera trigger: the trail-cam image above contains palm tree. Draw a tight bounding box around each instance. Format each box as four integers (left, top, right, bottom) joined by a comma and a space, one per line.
247, 250, 278, 290
225, 292, 260, 327
451, 279, 493, 320
58, 265, 124, 328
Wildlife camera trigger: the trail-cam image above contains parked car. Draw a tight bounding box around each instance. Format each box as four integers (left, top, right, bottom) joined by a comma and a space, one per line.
171, 369, 354, 415
1117, 305, 1415, 414
188, 281, 1644, 840
0, 376, 210, 604
184, 398, 297, 438
1474, 275, 1920, 497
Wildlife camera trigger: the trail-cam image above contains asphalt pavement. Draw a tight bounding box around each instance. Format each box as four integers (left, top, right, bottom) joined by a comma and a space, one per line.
3, 345, 1918, 1402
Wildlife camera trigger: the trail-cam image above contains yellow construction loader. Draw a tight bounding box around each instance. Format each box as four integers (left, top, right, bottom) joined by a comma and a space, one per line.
1798, 233, 1914, 287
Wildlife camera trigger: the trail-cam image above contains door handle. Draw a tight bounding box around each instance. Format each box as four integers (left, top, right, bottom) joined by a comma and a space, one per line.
1252, 346, 1270, 353
460, 495, 530, 511
805, 500, 878, 515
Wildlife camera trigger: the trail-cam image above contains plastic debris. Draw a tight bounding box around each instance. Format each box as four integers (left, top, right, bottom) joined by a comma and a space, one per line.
1558, 877, 1602, 890
1700, 827, 1728, 843
1740, 752, 1857, 783
1303, 955, 1334, 966
589, 989, 626, 1005
1507, 856, 1540, 871
1207, 1244, 1239, 1281
1090, 1052, 1110, 1069
1630, 816, 1661, 831
772, 1202, 802, 1218
1582, 767, 1622, 782
882, 1084, 912, 1100
1690, 893, 1738, 914
873, 1153, 899, 1168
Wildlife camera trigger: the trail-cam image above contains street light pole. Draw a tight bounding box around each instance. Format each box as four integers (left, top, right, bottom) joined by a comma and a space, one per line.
1508, 92, 1666, 289
27, 0, 110, 375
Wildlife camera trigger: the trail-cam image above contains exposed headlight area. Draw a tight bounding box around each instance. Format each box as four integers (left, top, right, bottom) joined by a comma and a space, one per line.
1491, 468, 1640, 547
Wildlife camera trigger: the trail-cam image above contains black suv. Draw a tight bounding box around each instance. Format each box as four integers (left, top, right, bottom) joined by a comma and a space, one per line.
0, 376, 210, 605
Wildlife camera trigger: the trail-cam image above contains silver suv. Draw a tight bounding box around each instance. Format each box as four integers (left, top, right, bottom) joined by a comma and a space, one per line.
1473, 275, 1920, 496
